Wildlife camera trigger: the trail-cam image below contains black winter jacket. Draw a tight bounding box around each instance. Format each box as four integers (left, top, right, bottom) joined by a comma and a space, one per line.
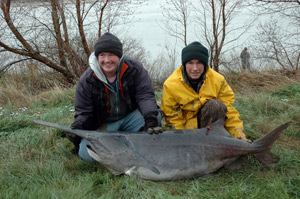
71, 55, 158, 130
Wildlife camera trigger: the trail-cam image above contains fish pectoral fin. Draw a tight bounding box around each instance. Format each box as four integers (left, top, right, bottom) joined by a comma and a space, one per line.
145, 164, 160, 175
132, 157, 160, 175
118, 136, 160, 175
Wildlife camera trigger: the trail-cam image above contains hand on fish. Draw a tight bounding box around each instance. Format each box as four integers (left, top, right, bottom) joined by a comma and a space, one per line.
239, 137, 252, 143
147, 126, 165, 134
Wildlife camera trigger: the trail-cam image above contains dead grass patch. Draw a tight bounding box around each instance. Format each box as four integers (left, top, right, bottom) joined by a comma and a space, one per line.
225, 70, 300, 95
0, 72, 74, 107
277, 136, 300, 151
1, 70, 299, 107
0, 86, 32, 107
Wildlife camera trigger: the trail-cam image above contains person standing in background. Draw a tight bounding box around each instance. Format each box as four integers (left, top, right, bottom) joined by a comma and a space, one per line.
240, 47, 251, 71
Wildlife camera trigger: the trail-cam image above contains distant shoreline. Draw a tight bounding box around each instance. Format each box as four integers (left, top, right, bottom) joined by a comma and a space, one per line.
10, 0, 95, 7
10, 0, 118, 5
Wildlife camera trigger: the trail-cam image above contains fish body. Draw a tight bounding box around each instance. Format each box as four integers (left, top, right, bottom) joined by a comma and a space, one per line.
34, 119, 293, 181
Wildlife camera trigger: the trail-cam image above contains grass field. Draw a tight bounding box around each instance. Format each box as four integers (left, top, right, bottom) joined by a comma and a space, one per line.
0, 72, 300, 199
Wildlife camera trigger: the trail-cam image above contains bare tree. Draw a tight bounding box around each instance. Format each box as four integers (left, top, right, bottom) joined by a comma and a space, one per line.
250, 19, 299, 72
159, 0, 253, 72
160, 0, 192, 47
247, 0, 300, 72
0, 0, 145, 81
195, 0, 253, 72
97, 0, 109, 37
249, 0, 300, 29
0, 0, 75, 81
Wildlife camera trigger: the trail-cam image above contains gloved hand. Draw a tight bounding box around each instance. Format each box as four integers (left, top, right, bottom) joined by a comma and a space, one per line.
65, 132, 81, 147
147, 126, 165, 134
65, 121, 83, 153
145, 116, 165, 134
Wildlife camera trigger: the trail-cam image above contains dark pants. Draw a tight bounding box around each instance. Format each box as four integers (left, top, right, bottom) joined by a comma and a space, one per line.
198, 99, 227, 128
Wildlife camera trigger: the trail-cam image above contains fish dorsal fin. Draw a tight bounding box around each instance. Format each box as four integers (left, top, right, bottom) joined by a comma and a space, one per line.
206, 118, 231, 137
209, 118, 225, 128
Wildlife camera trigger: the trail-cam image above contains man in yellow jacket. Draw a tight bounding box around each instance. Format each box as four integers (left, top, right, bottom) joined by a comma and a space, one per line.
161, 41, 251, 142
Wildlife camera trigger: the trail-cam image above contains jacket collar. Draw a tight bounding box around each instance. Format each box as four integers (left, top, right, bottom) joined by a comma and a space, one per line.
179, 65, 208, 93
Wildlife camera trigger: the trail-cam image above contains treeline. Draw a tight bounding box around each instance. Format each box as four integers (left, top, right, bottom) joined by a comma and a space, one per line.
0, 0, 299, 84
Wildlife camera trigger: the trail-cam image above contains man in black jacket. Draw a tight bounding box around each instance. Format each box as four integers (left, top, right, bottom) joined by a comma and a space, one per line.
68, 32, 163, 162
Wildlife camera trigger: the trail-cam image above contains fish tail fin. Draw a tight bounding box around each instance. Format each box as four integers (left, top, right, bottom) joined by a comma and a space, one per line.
253, 121, 294, 165
33, 120, 89, 139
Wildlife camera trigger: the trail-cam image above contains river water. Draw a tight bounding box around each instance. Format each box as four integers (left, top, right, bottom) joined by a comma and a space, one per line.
122, 0, 296, 68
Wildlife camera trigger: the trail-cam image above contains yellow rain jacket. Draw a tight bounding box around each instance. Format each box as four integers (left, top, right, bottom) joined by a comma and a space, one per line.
161, 65, 245, 138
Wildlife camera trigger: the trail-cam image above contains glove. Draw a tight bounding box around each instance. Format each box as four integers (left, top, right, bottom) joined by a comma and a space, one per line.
66, 121, 83, 153
147, 126, 165, 134
144, 116, 165, 134
66, 132, 81, 147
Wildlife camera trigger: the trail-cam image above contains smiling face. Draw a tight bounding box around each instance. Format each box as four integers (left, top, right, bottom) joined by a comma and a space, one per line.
185, 59, 205, 80
98, 52, 120, 77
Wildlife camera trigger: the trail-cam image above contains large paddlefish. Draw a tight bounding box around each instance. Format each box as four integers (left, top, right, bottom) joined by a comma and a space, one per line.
34, 119, 293, 181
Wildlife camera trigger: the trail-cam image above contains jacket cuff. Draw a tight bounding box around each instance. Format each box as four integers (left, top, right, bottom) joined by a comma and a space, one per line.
70, 120, 83, 129
229, 127, 246, 139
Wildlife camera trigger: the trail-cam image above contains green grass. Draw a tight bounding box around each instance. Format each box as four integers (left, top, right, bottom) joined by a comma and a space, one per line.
1, 84, 300, 199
